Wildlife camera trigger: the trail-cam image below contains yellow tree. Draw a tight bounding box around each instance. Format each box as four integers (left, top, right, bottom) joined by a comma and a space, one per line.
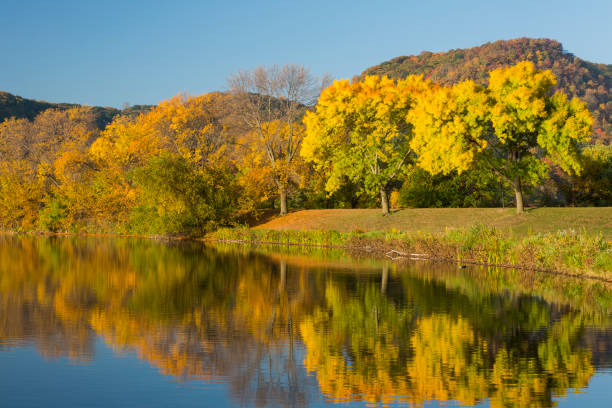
0, 117, 40, 229
302, 75, 432, 215
90, 93, 238, 233
92, 92, 233, 171
234, 120, 307, 213
410, 61, 592, 213
40, 107, 99, 230
0, 107, 99, 230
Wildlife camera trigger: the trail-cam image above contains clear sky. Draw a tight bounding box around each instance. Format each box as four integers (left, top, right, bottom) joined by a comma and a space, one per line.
1, 0, 611, 108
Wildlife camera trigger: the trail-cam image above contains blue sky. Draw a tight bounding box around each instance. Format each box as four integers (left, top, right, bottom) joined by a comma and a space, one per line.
1, 0, 611, 108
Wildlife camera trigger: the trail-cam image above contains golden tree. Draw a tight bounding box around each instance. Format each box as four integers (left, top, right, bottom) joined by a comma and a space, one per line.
302, 75, 432, 215
410, 61, 592, 213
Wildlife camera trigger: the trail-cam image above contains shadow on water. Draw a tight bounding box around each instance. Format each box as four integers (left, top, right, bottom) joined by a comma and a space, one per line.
1, 235, 611, 407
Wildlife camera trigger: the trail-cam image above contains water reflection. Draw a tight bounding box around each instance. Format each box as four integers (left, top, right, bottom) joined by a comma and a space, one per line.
0, 235, 611, 407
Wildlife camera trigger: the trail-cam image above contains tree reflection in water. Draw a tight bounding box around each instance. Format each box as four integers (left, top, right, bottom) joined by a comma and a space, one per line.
0, 235, 610, 407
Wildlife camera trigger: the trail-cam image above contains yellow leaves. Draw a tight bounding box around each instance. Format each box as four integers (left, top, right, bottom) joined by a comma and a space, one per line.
0, 160, 44, 229
303, 75, 432, 196
306, 75, 416, 148
409, 59, 594, 193
540, 93, 593, 174
488, 61, 556, 95
488, 61, 557, 141
0, 107, 101, 230
95, 115, 145, 166
409, 79, 490, 175
53, 150, 91, 183
234, 118, 306, 204
96, 111, 163, 167
301, 110, 335, 164
95, 92, 232, 171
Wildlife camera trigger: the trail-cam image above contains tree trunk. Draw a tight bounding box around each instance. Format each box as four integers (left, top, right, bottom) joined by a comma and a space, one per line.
513, 177, 524, 214
380, 186, 390, 215
279, 259, 286, 292
381, 264, 388, 295
279, 186, 288, 216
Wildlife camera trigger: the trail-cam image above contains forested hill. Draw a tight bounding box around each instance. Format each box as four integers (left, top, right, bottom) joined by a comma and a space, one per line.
360, 38, 612, 144
0, 91, 152, 129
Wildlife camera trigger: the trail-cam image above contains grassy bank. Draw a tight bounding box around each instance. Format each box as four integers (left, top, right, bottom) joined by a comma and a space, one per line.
211, 225, 612, 278
254, 207, 612, 240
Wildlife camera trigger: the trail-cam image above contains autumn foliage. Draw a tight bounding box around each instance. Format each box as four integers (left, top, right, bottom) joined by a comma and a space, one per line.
362, 38, 611, 144
0, 61, 605, 233
409, 61, 592, 213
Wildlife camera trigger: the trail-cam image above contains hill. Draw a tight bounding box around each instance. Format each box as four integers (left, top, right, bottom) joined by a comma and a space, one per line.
360, 38, 612, 144
0, 91, 152, 129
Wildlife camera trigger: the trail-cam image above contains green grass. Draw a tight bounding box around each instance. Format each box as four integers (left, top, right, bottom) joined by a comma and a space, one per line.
253, 207, 612, 240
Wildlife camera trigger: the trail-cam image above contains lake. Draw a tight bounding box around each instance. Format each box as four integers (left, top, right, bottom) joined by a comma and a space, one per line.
0, 235, 611, 407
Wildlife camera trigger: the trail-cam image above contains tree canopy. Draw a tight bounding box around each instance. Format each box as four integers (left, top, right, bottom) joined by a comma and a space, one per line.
361, 38, 611, 144
302, 75, 432, 214
410, 61, 593, 213
0, 60, 603, 232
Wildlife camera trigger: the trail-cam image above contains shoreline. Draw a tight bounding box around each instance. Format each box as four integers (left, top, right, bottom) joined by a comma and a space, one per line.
212, 237, 612, 283
210, 227, 612, 281
3, 226, 611, 282
0, 230, 192, 240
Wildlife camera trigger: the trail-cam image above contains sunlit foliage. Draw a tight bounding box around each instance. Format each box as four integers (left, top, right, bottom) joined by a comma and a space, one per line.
410, 61, 593, 213
0, 60, 605, 232
0, 93, 242, 234
302, 75, 433, 214
361, 38, 612, 144
0, 107, 99, 230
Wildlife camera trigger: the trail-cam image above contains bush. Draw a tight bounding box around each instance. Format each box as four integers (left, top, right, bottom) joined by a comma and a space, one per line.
130, 155, 238, 235
399, 167, 503, 208
38, 198, 69, 232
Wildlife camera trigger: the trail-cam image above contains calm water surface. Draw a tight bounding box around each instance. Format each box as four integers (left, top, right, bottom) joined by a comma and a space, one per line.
0, 236, 611, 407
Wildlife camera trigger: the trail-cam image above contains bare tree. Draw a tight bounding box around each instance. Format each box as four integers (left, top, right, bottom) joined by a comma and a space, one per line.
229, 64, 330, 215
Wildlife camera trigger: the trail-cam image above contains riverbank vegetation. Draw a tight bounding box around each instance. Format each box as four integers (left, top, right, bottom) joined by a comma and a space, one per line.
210, 225, 612, 277
1, 60, 610, 235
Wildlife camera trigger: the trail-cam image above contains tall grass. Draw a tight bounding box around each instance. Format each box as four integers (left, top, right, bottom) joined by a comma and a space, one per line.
212, 227, 348, 246
210, 225, 612, 277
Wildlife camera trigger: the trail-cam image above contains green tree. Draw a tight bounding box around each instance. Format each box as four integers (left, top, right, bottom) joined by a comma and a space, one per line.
565, 144, 612, 206
130, 154, 237, 235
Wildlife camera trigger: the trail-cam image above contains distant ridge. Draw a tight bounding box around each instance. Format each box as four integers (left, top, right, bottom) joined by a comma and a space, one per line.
0, 91, 152, 129
360, 38, 612, 143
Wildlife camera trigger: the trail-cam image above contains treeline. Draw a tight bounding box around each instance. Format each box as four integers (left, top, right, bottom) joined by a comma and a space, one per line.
0, 90, 153, 129
0, 62, 610, 235
362, 38, 612, 144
